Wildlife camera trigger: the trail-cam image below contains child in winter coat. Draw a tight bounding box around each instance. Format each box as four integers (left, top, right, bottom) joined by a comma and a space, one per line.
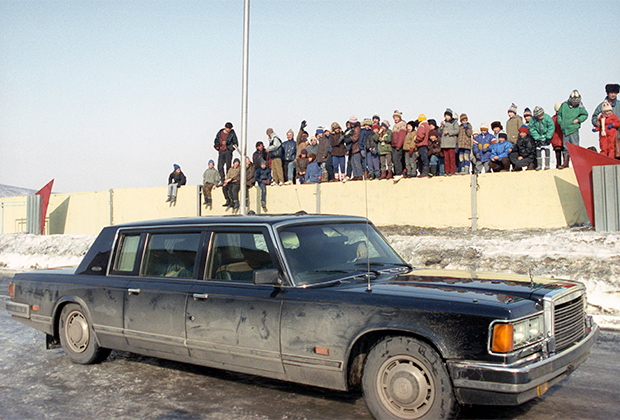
378, 121, 393, 179
254, 159, 271, 211
457, 114, 473, 174
296, 149, 309, 184
427, 128, 443, 176
403, 121, 418, 177
551, 103, 565, 168
415, 114, 430, 177
367, 125, 381, 179
489, 132, 512, 172
440, 109, 459, 175
472, 123, 494, 174
510, 125, 536, 171
594, 101, 620, 158
202, 160, 221, 208
305, 153, 322, 183
529, 106, 555, 170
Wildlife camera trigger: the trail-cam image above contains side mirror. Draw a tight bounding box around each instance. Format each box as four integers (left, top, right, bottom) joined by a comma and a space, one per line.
254, 268, 282, 286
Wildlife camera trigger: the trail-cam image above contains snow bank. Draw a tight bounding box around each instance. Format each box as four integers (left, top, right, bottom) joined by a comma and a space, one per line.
1, 227, 619, 330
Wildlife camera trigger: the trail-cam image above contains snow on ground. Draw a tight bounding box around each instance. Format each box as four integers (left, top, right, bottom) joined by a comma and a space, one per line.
1, 227, 619, 330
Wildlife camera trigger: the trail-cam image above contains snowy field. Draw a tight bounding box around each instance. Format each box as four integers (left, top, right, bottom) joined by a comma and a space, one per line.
1, 227, 619, 330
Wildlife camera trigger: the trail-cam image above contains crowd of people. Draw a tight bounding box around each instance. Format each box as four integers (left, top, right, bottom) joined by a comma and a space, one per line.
166, 83, 620, 209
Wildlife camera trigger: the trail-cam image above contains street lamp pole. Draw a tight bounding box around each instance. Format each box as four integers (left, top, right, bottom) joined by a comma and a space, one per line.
239, 0, 250, 215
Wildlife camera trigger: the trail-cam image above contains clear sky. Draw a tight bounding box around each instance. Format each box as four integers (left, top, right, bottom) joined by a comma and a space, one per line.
1, 0, 619, 192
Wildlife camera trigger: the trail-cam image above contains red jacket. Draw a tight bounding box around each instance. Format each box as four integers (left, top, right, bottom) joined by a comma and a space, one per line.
551, 115, 563, 149
415, 121, 429, 147
596, 112, 620, 152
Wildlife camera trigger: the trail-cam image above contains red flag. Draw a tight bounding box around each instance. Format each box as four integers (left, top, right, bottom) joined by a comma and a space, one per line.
35, 180, 54, 235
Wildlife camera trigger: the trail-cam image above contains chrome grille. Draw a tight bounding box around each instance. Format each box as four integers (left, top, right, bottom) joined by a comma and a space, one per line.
554, 295, 586, 352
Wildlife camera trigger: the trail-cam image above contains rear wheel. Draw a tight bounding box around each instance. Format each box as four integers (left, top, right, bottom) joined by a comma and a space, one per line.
362, 336, 456, 420
58, 303, 110, 364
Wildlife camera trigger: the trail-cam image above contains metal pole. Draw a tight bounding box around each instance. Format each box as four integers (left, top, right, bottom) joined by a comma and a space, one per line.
239, 0, 250, 215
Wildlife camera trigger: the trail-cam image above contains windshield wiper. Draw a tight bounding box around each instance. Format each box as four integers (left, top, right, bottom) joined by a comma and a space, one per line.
307, 269, 349, 274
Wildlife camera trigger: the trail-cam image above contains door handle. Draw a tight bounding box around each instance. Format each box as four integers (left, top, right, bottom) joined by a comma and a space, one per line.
192, 293, 209, 300
128, 288, 141, 295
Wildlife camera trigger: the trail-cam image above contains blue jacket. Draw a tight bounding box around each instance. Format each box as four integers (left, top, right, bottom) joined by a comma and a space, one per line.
282, 139, 297, 162
306, 161, 322, 183
490, 140, 512, 160
472, 132, 494, 162
359, 128, 372, 151
254, 166, 272, 184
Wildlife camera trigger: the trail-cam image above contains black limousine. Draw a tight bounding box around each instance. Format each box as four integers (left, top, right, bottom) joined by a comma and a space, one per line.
7, 214, 598, 420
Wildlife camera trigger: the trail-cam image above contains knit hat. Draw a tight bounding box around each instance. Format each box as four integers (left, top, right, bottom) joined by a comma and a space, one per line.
605, 84, 620, 94
287, 129, 294, 136
233, 158, 240, 165
518, 125, 529, 133
472, 129, 480, 137
554, 102, 563, 112
460, 113, 468, 121
393, 110, 403, 118
491, 121, 503, 130
315, 126, 324, 135
381, 120, 391, 129
508, 103, 518, 114
208, 159, 214, 166
362, 118, 372, 126
407, 120, 416, 129
259, 158, 267, 166
372, 124, 380, 131
568, 90, 581, 106
266, 128, 274, 136
428, 119, 437, 127
533, 106, 544, 117
444, 108, 453, 118
480, 122, 489, 131
331, 122, 342, 131
173, 164, 180, 170
301, 148, 308, 155
372, 113, 380, 121
498, 132, 507, 140
602, 101, 613, 112
310, 136, 317, 143
429, 129, 439, 138
523, 107, 532, 117
348, 116, 358, 124
323, 126, 331, 132
418, 114, 427, 122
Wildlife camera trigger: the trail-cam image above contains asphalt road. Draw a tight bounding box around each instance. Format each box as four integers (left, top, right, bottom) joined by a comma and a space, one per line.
1, 274, 619, 420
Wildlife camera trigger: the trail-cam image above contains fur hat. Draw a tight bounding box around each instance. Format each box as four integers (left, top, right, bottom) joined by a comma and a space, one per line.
428, 119, 437, 127
407, 120, 417, 129
554, 102, 563, 112
480, 122, 489, 131
418, 114, 427, 122
460, 113, 468, 121
362, 118, 373, 126
533, 106, 544, 118
491, 121, 503, 130
508, 103, 518, 114
429, 129, 439, 138
605, 84, 620, 94
331, 122, 342, 131
381, 120, 391, 129
393, 110, 403, 118
523, 107, 532, 117
568, 90, 581, 106
602, 101, 613, 112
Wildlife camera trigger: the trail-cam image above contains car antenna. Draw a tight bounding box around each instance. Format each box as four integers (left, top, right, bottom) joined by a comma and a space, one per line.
364, 174, 372, 292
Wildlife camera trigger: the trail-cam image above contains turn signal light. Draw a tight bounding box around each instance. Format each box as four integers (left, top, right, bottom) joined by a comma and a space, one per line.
492, 324, 514, 353
8, 283, 14, 299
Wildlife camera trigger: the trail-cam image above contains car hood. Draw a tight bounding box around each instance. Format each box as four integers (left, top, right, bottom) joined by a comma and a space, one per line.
345, 268, 582, 305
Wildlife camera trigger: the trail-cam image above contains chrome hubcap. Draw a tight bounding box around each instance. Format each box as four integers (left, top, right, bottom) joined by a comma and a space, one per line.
65, 310, 89, 353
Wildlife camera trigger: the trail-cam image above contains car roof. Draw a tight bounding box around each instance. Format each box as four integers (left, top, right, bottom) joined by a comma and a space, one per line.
112, 213, 369, 230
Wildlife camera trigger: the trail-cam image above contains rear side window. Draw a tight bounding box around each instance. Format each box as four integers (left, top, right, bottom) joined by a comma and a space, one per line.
113, 234, 141, 272
207, 232, 273, 282
143, 232, 202, 278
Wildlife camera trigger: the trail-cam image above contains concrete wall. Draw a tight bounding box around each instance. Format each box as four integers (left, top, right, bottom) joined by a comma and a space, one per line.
0, 169, 588, 235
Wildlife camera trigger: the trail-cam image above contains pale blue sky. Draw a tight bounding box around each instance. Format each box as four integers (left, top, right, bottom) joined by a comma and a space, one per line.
1, 0, 619, 192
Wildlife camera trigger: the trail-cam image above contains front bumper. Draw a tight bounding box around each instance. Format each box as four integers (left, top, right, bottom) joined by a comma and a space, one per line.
448, 324, 599, 406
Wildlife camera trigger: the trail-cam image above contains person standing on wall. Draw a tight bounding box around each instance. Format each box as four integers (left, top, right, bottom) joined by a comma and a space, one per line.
557, 90, 588, 168
213, 122, 238, 181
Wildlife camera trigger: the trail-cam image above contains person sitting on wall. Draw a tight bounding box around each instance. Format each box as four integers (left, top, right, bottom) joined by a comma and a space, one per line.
166, 164, 186, 203
510, 125, 536, 171
222, 158, 241, 210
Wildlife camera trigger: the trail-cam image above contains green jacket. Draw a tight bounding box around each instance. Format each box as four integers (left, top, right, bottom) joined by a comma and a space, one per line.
378, 129, 393, 155
529, 114, 555, 143
557, 102, 588, 136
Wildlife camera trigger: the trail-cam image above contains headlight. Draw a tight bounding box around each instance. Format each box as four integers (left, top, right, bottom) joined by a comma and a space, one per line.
491, 314, 544, 353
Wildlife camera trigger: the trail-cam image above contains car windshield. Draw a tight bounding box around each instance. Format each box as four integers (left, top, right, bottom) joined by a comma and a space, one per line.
278, 222, 407, 286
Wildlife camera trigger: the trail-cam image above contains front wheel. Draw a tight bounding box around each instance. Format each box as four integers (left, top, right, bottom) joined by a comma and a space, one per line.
58, 303, 110, 364
362, 336, 456, 420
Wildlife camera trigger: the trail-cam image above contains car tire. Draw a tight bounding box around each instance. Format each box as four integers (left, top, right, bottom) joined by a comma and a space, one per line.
58, 303, 111, 364
362, 336, 456, 420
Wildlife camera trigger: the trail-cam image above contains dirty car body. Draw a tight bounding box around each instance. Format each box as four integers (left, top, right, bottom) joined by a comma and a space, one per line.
7, 214, 598, 420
